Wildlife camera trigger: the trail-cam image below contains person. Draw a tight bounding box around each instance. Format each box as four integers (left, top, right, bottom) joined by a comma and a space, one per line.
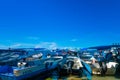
115, 48, 120, 77
105, 50, 113, 62
116, 48, 120, 63
17, 58, 27, 68
97, 50, 107, 76
38, 53, 43, 59
47, 53, 51, 58
90, 56, 97, 64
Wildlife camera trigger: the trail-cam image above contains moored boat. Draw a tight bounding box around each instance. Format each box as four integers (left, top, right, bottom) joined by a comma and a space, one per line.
91, 61, 118, 75
59, 55, 92, 80
0, 57, 62, 80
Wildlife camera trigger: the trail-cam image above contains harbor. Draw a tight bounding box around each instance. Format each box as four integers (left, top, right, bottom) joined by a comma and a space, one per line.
0, 44, 120, 80
0, 0, 120, 79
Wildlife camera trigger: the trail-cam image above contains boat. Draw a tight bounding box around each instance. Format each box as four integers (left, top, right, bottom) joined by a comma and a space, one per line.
0, 49, 45, 66
91, 61, 118, 75
0, 52, 15, 61
81, 54, 93, 65
87, 44, 120, 76
59, 55, 92, 80
0, 52, 10, 56
0, 57, 63, 80
91, 54, 118, 75
51, 55, 63, 60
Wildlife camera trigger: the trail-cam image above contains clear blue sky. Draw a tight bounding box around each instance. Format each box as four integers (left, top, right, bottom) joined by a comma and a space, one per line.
0, 0, 120, 49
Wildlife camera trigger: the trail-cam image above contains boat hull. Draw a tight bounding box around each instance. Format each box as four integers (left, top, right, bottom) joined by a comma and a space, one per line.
0, 58, 62, 80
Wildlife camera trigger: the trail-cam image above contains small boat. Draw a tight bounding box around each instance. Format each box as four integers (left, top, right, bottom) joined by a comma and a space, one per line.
59, 56, 81, 74
81, 54, 93, 65
0, 52, 10, 56
51, 55, 63, 60
0, 52, 15, 61
59, 55, 92, 79
91, 61, 118, 75
0, 50, 44, 66
0, 57, 62, 80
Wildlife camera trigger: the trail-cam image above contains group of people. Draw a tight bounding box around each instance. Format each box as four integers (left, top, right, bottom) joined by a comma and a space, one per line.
92, 48, 120, 76
98, 48, 120, 63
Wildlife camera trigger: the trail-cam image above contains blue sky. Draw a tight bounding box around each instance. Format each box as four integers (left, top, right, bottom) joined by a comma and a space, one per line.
0, 0, 120, 49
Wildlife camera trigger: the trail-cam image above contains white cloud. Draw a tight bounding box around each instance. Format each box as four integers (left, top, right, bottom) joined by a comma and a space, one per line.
0, 42, 80, 50
59, 46, 75, 49
35, 42, 57, 49
0, 42, 58, 49
9, 43, 36, 48
10, 43, 22, 48
0, 44, 9, 49
70, 39, 78, 42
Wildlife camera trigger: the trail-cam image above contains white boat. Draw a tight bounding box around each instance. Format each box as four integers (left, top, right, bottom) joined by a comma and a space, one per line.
59, 56, 82, 73
81, 54, 93, 65
59, 55, 92, 78
0, 52, 10, 56
91, 61, 118, 75
51, 55, 63, 60
0, 57, 63, 80
0, 52, 15, 61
